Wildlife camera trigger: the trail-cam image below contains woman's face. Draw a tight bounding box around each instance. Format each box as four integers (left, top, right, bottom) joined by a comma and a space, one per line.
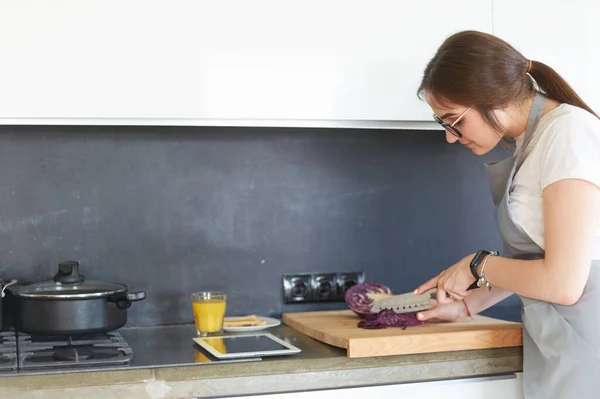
427, 95, 505, 156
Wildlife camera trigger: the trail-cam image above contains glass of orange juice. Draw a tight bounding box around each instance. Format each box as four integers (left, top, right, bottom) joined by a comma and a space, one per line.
191, 291, 227, 336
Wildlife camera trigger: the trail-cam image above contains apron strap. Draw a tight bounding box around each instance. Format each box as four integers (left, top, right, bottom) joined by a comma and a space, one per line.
515, 92, 547, 172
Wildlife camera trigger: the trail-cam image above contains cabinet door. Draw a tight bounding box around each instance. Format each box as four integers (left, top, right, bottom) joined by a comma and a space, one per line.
0, 0, 491, 124
493, 0, 599, 113
221, 373, 523, 399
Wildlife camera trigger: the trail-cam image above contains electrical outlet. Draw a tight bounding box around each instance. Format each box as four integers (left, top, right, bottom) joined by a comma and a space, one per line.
283, 271, 365, 303
336, 272, 365, 300
283, 274, 312, 303
311, 273, 337, 301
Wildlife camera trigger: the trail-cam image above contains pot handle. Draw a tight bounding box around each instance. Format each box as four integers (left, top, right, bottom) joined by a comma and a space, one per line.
1, 279, 17, 298
108, 291, 146, 309
127, 291, 146, 301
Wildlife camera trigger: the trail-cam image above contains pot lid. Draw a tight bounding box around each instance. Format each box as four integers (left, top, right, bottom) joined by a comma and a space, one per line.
9, 261, 128, 299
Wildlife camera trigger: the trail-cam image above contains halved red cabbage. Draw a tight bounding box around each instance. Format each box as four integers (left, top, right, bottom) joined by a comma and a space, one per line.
344, 282, 393, 319
345, 282, 424, 330
358, 309, 422, 329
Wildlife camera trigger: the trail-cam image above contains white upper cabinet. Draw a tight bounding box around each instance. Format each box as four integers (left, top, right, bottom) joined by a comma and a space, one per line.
3, 1, 599, 127
493, 0, 600, 114
0, 0, 492, 126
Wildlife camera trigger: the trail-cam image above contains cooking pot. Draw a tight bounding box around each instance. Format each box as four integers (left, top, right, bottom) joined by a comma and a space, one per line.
0, 277, 17, 331
8, 260, 145, 336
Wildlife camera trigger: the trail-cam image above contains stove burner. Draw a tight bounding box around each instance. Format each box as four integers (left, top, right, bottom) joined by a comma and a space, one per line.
0, 331, 133, 371
0, 331, 17, 371
53, 347, 94, 361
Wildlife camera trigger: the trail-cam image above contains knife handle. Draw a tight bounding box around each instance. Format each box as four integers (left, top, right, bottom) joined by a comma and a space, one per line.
467, 281, 478, 290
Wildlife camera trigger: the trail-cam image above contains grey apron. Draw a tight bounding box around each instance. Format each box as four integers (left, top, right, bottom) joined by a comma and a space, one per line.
485, 92, 600, 399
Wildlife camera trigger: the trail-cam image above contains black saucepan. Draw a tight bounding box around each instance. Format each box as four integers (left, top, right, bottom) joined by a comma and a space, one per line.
8, 261, 145, 336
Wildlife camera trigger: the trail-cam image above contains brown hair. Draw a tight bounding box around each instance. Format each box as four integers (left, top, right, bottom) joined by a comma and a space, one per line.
417, 30, 598, 133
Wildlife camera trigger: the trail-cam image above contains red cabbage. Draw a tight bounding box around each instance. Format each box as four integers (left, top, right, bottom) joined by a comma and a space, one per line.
358, 309, 422, 329
345, 282, 424, 330
344, 282, 393, 319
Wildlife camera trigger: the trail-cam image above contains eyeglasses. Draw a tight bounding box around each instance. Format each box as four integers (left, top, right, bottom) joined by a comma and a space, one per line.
433, 106, 472, 138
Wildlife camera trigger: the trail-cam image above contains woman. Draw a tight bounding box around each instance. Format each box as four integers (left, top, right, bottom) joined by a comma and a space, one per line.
413, 30, 600, 398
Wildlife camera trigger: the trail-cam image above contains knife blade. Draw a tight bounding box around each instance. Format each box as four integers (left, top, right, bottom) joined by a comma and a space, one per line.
370, 288, 437, 314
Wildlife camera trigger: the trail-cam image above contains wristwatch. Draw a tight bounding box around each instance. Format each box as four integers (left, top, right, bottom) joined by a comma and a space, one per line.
467, 250, 499, 290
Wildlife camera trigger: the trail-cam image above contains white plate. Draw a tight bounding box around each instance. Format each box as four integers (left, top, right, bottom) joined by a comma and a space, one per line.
222, 316, 281, 332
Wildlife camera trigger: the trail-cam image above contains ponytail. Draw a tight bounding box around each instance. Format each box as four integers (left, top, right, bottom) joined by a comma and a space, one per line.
529, 60, 598, 119
417, 31, 599, 124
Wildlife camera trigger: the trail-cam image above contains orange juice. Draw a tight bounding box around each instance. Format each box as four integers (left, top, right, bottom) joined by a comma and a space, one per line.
195, 350, 211, 363
192, 299, 226, 334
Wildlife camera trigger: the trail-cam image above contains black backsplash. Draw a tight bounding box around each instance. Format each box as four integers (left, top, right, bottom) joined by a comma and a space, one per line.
0, 125, 522, 326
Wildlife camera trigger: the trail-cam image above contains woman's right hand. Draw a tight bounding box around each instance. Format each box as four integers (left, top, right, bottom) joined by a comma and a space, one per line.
416, 299, 470, 322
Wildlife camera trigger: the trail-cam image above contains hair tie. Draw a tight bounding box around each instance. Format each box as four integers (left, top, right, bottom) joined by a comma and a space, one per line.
527, 59, 533, 73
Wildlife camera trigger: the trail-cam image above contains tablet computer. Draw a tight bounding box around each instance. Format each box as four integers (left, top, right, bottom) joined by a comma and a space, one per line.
193, 332, 301, 359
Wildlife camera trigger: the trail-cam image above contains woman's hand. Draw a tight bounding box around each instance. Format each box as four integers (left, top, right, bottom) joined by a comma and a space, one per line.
414, 253, 478, 304
416, 299, 469, 322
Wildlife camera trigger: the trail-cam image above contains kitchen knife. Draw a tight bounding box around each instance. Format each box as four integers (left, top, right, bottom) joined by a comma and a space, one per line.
370, 288, 437, 313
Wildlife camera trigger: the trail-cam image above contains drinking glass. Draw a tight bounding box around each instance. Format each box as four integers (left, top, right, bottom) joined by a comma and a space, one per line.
191, 291, 227, 336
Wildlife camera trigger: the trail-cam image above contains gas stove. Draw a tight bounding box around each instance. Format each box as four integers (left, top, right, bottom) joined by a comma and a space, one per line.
0, 330, 132, 372
0, 324, 264, 376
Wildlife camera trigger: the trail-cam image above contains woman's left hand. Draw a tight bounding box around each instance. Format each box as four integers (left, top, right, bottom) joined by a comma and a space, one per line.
414, 253, 477, 304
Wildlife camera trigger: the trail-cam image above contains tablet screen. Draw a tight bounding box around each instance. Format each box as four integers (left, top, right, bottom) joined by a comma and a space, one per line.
202, 335, 288, 354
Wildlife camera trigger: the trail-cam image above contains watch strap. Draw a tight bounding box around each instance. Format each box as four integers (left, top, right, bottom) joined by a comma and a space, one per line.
469, 250, 489, 279
467, 250, 498, 290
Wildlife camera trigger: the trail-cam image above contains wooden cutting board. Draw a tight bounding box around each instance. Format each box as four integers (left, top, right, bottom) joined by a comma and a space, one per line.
282, 310, 522, 358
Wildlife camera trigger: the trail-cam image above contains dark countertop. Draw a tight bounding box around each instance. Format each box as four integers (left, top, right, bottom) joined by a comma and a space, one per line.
0, 322, 523, 399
